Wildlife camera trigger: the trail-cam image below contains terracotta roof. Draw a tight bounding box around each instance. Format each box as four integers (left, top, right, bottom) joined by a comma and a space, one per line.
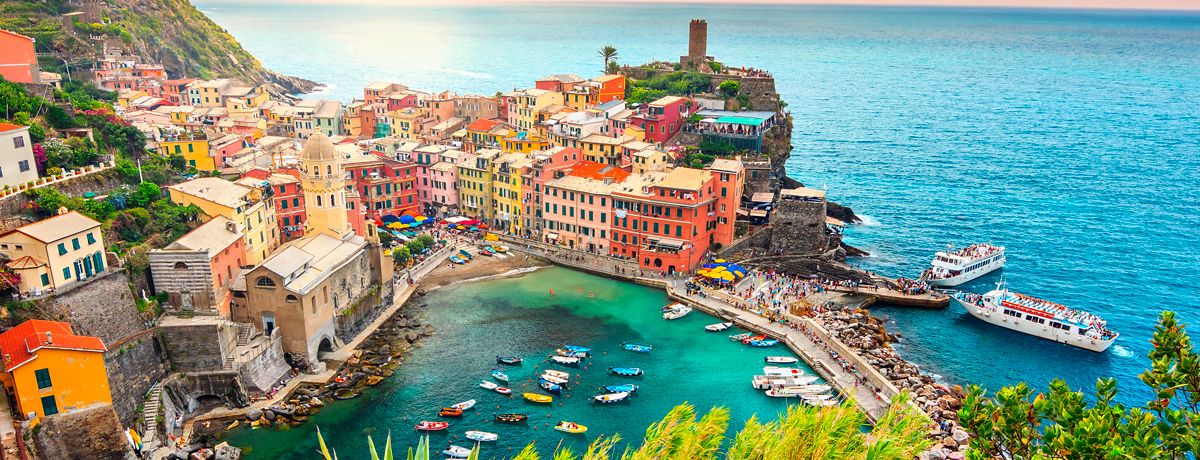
0, 320, 106, 372
0, 123, 27, 134
567, 161, 630, 182
466, 119, 500, 131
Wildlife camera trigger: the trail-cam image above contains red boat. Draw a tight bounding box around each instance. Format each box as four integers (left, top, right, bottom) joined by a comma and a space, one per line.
415, 421, 450, 431
742, 335, 767, 344
495, 387, 512, 395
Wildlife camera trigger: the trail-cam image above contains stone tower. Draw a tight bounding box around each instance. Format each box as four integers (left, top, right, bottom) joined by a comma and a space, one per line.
688, 19, 708, 63
299, 132, 353, 239
768, 188, 831, 255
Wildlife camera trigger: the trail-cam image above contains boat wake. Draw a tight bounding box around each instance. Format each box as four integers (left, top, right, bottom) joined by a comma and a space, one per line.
1110, 344, 1135, 358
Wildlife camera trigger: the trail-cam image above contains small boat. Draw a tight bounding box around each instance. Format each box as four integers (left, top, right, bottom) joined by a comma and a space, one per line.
479, 380, 499, 390
749, 339, 779, 347
550, 356, 581, 366
622, 343, 653, 353
563, 345, 591, 353
449, 255, 466, 264
415, 421, 449, 431
804, 398, 840, 407
763, 366, 804, 377
555, 349, 588, 358
491, 370, 509, 382
458, 249, 474, 260
438, 407, 463, 417
593, 391, 630, 404
765, 356, 799, 364
464, 431, 498, 442
495, 245, 510, 253
729, 333, 752, 342
479, 248, 494, 256
452, 399, 476, 410
802, 393, 836, 401
765, 384, 833, 397
554, 421, 587, 434
496, 356, 523, 365
538, 378, 562, 393
443, 445, 472, 458
742, 334, 767, 344
662, 303, 685, 312
663, 305, 693, 320
602, 383, 639, 394
543, 369, 570, 380
495, 413, 528, 423
705, 322, 734, 332
609, 367, 643, 377
752, 375, 819, 390
523, 392, 553, 404
495, 386, 512, 395
540, 373, 568, 385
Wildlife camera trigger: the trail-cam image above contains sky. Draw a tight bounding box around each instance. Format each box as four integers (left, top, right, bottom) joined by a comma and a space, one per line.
224, 0, 1200, 12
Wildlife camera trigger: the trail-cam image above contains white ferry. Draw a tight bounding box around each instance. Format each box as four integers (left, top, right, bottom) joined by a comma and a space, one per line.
953, 282, 1118, 352
921, 244, 1005, 287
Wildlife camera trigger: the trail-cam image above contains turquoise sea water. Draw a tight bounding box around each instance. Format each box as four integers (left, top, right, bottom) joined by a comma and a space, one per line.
196, 0, 1200, 416
225, 268, 811, 458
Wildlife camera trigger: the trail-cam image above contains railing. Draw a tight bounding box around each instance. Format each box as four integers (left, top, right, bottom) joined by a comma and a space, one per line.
0, 161, 117, 200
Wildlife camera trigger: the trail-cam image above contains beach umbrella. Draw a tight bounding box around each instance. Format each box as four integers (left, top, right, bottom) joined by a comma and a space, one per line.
415, 216, 428, 221
715, 258, 726, 263
469, 226, 479, 232
382, 215, 400, 223
387, 222, 402, 229
702, 263, 716, 269
399, 215, 416, 224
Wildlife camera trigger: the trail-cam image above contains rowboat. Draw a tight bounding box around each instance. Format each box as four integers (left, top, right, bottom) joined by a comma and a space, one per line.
479, 380, 499, 390
495, 245, 510, 253
465, 431, 498, 442
729, 333, 752, 342
550, 356, 581, 366
438, 407, 463, 417
495, 386, 512, 395
663, 305, 693, 320
449, 255, 465, 264
601, 384, 639, 394
452, 399, 476, 410
414, 421, 449, 431
705, 322, 734, 332
543, 369, 570, 380
495, 413, 528, 423
609, 367, 643, 377
622, 343, 653, 353
593, 391, 630, 404
540, 374, 568, 385
802, 393, 836, 401
563, 345, 591, 353
763, 366, 804, 377
556, 349, 588, 358
540, 379, 561, 393
554, 421, 587, 434
765, 356, 799, 364
751, 375, 819, 390
491, 370, 509, 382
749, 339, 779, 347
443, 445, 471, 458
457, 249, 474, 260
523, 392, 553, 404
496, 356, 523, 365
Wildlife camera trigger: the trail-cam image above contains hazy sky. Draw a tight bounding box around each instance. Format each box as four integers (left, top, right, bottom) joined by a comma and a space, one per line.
227, 0, 1200, 11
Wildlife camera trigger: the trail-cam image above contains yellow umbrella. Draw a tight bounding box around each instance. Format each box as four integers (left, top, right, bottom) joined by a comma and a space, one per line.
721, 272, 736, 281
388, 223, 402, 229
485, 233, 499, 241
715, 258, 726, 263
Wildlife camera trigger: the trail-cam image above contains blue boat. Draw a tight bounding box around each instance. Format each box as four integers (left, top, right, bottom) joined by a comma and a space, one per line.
538, 378, 562, 393
496, 356, 523, 365
458, 249, 474, 260
555, 349, 587, 358
749, 339, 779, 347
601, 384, 639, 394
563, 345, 590, 353
609, 367, 643, 377
491, 370, 509, 382
449, 256, 465, 264
622, 343, 653, 353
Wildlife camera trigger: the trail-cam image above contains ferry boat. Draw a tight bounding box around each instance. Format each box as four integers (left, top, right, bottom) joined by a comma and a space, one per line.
921, 244, 1006, 287
953, 282, 1118, 352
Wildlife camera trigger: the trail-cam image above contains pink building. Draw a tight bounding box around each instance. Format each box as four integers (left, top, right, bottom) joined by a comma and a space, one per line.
209, 134, 247, 169
631, 96, 692, 144
541, 161, 628, 253
521, 147, 582, 235
412, 145, 460, 217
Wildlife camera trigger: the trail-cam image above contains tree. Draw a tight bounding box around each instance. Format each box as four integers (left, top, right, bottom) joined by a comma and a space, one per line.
719, 80, 740, 97
391, 246, 411, 266
959, 311, 1197, 459
598, 45, 618, 74
606, 60, 621, 76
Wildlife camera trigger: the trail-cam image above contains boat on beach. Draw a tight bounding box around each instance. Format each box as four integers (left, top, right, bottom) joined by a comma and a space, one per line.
495, 413, 528, 423
601, 383, 639, 394
752, 374, 819, 390
765, 356, 798, 364
953, 281, 1118, 352
550, 355, 581, 366
554, 421, 587, 434
449, 255, 466, 264
491, 370, 509, 382
705, 322, 734, 332
443, 445, 471, 458
593, 391, 631, 404
763, 366, 804, 377
496, 356, 523, 365
622, 343, 653, 353
415, 421, 449, 431
452, 399, 476, 410
663, 305, 693, 320
610, 367, 643, 376
465, 431, 498, 442
523, 392, 553, 404
920, 243, 1005, 287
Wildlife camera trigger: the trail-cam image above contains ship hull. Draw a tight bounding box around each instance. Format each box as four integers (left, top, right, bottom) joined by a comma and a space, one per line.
955, 298, 1115, 352
928, 255, 1005, 287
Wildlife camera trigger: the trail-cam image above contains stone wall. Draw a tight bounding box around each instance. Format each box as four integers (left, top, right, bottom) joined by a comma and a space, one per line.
148, 249, 218, 315
32, 404, 134, 460
43, 270, 146, 345
0, 169, 125, 227
238, 333, 290, 393
104, 330, 170, 425
334, 284, 390, 344
769, 195, 829, 255
157, 319, 236, 372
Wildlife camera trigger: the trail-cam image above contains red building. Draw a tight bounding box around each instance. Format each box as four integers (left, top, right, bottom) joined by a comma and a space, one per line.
521, 147, 582, 235
609, 167, 730, 274
535, 74, 583, 93
162, 79, 197, 105
239, 168, 307, 242
631, 96, 691, 144
0, 29, 40, 84
345, 152, 420, 220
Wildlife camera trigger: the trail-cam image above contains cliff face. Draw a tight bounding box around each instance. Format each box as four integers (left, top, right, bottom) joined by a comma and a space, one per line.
110, 0, 316, 96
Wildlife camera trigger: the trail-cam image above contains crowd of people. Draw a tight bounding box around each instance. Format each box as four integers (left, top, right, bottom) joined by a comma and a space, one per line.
894, 277, 931, 295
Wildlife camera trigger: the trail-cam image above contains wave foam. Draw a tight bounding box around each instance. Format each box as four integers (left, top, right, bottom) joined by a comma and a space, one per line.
856, 213, 881, 227
1110, 344, 1135, 358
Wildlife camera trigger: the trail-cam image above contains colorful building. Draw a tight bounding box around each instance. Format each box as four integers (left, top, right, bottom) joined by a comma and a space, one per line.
541, 161, 629, 253
489, 153, 532, 233
148, 216, 247, 316
0, 29, 41, 84
463, 119, 505, 153
594, 74, 627, 104
238, 169, 307, 242
158, 131, 215, 171
631, 96, 692, 144
520, 147, 582, 234
168, 177, 279, 264
0, 212, 106, 296
0, 123, 39, 189
0, 320, 109, 426
609, 167, 729, 274
507, 88, 564, 132
456, 149, 499, 220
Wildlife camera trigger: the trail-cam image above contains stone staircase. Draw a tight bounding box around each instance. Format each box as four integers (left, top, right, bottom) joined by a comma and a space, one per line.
140, 383, 163, 449
236, 323, 255, 347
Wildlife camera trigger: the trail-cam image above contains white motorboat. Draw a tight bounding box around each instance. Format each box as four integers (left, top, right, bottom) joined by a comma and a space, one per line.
550, 356, 581, 366
705, 322, 734, 332
540, 374, 568, 385
663, 305, 693, 320
765, 356, 798, 364
479, 380, 499, 390
762, 366, 804, 377
443, 445, 472, 458
803, 397, 839, 407
543, 369, 570, 380
920, 243, 1005, 287
802, 393, 836, 401
765, 385, 832, 398
464, 431, 498, 442
752, 374, 819, 390
953, 281, 1118, 352
593, 391, 630, 404
452, 399, 477, 410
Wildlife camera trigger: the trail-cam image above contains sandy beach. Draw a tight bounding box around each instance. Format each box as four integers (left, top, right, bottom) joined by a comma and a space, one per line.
419, 249, 548, 288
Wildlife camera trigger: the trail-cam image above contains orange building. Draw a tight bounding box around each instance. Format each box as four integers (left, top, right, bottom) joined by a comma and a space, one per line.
594, 75, 626, 104
609, 167, 733, 274
0, 320, 109, 426
0, 29, 41, 84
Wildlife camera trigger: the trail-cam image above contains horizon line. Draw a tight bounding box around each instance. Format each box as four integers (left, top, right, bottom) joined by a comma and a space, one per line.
195, 0, 1200, 13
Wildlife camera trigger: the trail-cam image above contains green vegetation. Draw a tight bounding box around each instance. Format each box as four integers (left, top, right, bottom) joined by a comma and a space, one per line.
391, 245, 411, 266
960, 311, 1198, 459
598, 45, 619, 75
625, 71, 711, 104
718, 80, 740, 97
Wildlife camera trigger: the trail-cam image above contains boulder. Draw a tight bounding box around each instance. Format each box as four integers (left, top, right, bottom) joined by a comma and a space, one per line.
951, 428, 969, 443
214, 442, 242, 460
310, 397, 325, 407
941, 437, 958, 449
245, 408, 262, 421
261, 409, 276, 421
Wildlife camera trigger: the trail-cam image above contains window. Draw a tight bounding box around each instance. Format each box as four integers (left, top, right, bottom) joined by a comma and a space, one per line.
173, 262, 189, 269
57, 243, 67, 255
286, 294, 299, 303
41, 396, 58, 416
14, 135, 26, 149
255, 276, 276, 287
292, 198, 300, 208
62, 267, 71, 279
35, 368, 52, 389
40, 274, 49, 286
86, 233, 96, 244
72, 238, 80, 250
18, 160, 30, 172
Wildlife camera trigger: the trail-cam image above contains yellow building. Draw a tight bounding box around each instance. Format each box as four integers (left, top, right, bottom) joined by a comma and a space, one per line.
168, 177, 279, 264
0, 211, 106, 296
167, 106, 195, 126
387, 107, 429, 141
222, 84, 269, 112
490, 153, 531, 233
457, 149, 499, 220
501, 133, 550, 153
158, 131, 215, 171
579, 133, 631, 166
0, 320, 110, 426
116, 90, 148, 108
193, 79, 232, 107
509, 88, 563, 132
